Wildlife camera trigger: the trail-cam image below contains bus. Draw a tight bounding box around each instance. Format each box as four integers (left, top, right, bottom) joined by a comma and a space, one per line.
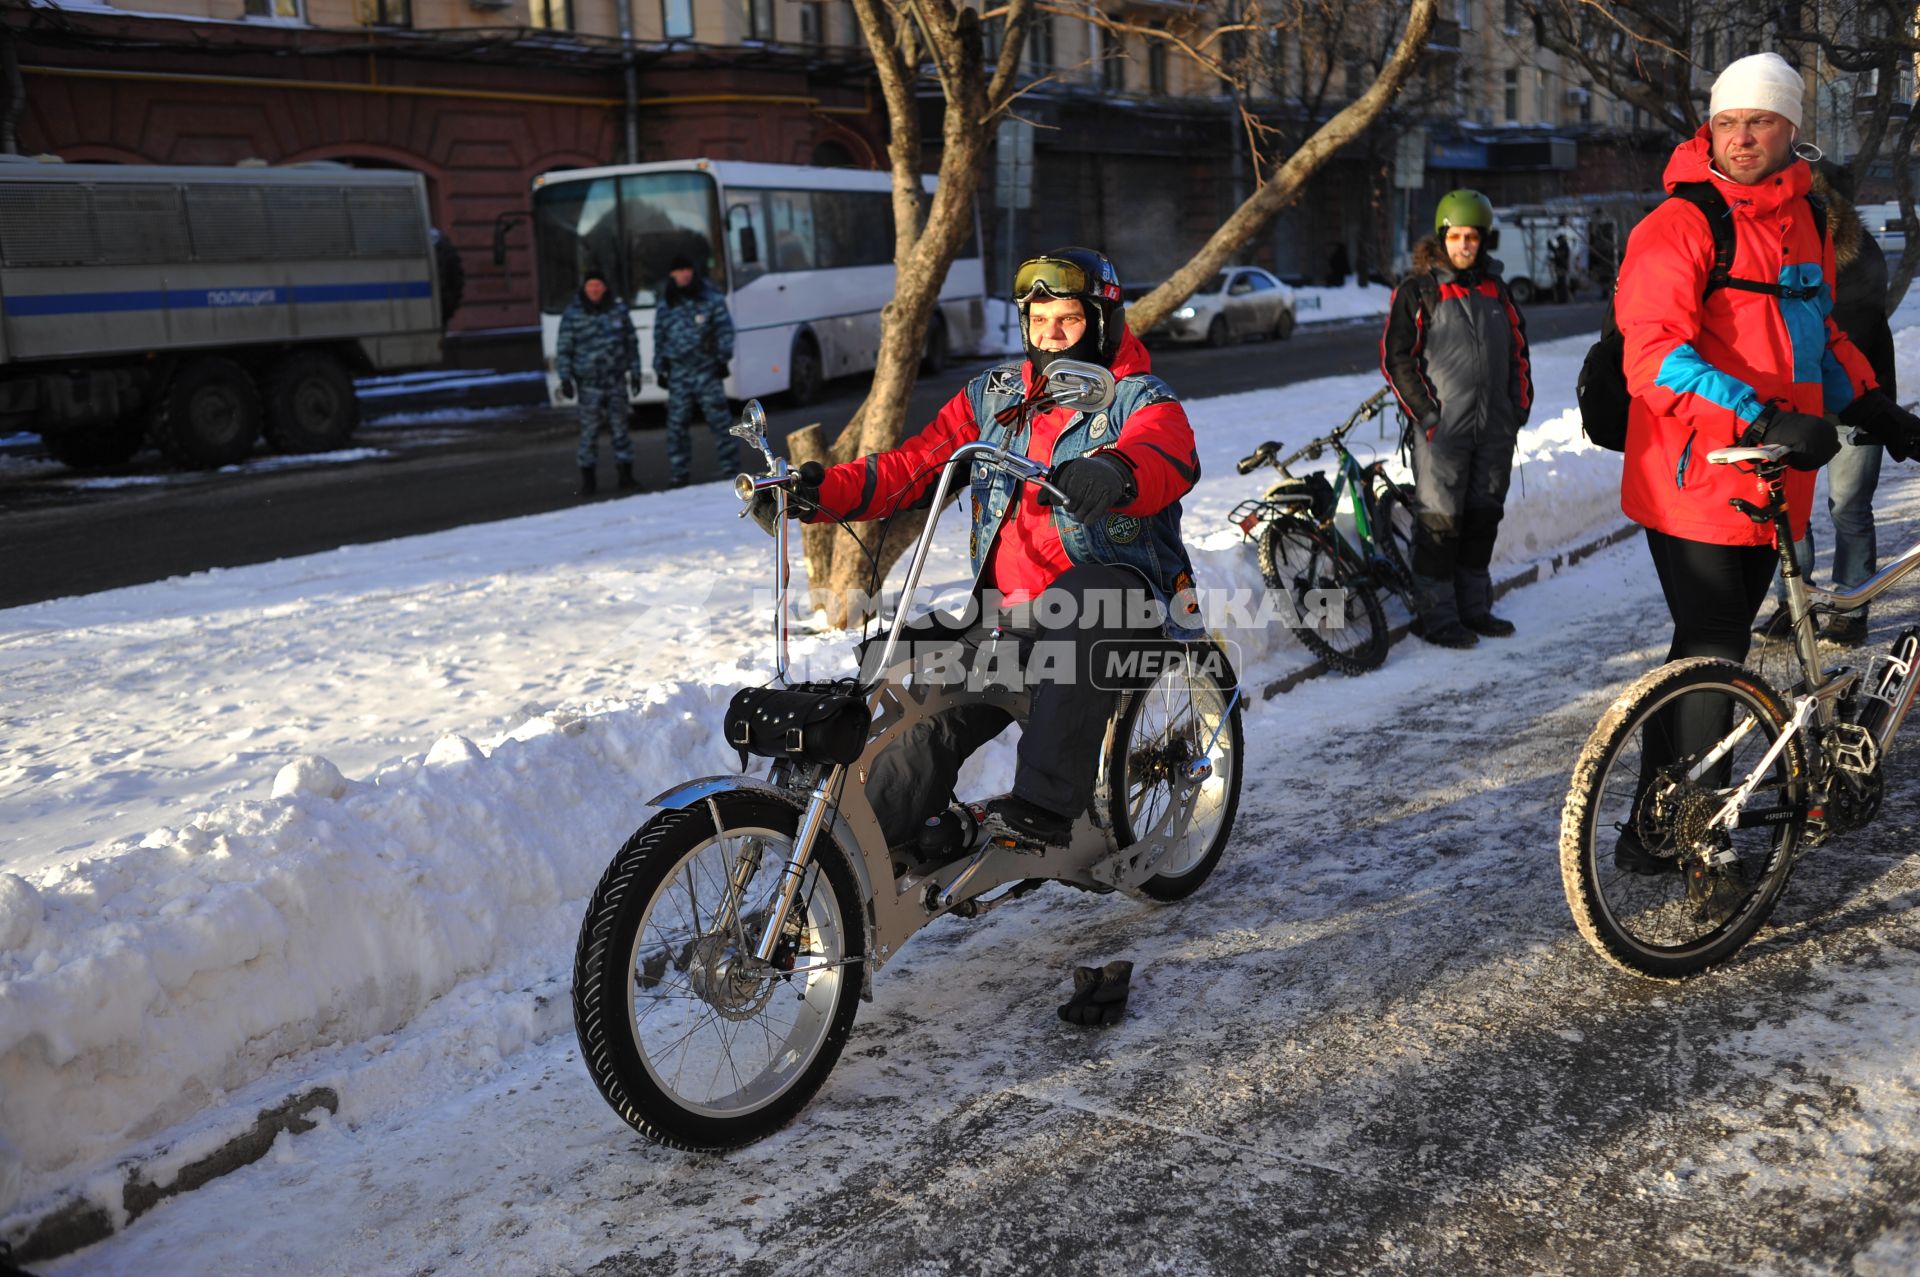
0, 159, 444, 469
527, 159, 987, 408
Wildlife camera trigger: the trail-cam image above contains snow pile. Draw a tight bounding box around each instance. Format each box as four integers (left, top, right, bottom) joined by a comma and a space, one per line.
0, 333, 1630, 1224
1289, 279, 1395, 324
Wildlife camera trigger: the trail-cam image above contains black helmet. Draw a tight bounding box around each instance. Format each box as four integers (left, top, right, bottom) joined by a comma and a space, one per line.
1014, 246, 1126, 367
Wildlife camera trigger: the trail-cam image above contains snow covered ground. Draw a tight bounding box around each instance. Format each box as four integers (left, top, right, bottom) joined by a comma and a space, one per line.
5, 330, 1920, 1273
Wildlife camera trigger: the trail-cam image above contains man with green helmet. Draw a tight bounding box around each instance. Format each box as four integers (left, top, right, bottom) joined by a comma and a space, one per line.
1380, 188, 1534, 648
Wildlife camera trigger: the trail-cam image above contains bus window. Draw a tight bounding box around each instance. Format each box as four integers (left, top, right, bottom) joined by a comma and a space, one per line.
532, 176, 621, 314
727, 191, 768, 285
619, 172, 723, 305
767, 189, 817, 272
815, 190, 892, 269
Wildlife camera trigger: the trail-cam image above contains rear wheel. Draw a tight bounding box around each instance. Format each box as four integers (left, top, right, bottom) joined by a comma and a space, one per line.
1508, 277, 1537, 306
151, 357, 262, 468
1559, 658, 1803, 979
1205, 315, 1231, 349
787, 335, 824, 406
920, 315, 949, 376
572, 794, 865, 1151
1258, 514, 1388, 675
264, 350, 358, 453
1368, 470, 1419, 596
1106, 642, 1243, 900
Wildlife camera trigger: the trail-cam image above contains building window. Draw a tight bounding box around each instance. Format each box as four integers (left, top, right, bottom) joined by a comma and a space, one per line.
1344, 49, 1363, 99
1580, 81, 1594, 123
1028, 15, 1055, 69
981, 12, 1004, 63
1504, 67, 1519, 120
244, 0, 303, 17
1102, 33, 1127, 91
1456, 0, 1471, 28
1147, 30, 1167, 93
1535, 70, 1549, 120
743, 0, 774, 40
353, 0, 407, 24
799, 0, 823, 43
1699, 29, 1715, 70
1502, 0, 1518, 30
530, 0, 573, 29
663, 0, 693, 38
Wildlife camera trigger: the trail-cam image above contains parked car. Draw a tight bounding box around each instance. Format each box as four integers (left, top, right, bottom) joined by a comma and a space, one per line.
1160, 267, 1297, 347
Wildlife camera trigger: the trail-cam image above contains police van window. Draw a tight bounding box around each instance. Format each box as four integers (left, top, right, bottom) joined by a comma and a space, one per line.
767, 189, 817, 272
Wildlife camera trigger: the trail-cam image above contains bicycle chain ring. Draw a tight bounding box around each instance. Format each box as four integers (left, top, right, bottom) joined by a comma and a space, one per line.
1827, 766, 1885, 833
1828, 721, 1880, 778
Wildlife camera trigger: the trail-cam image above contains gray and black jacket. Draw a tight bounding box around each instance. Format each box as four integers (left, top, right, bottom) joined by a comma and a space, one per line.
1380, 238, 1533, 442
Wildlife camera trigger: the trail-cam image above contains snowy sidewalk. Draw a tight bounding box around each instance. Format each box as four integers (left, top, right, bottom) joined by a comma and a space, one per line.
35, 472, 1920, 1277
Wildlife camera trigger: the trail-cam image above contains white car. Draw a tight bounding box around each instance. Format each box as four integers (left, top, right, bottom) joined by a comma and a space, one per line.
1161, 267, 1298, 346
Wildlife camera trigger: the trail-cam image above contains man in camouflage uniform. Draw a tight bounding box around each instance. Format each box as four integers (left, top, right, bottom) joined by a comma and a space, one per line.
555, 269, 639, 497
654, 255, 738, 488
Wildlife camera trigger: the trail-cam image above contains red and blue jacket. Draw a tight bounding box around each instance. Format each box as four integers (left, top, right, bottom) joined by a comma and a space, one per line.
1617, 130, 1878, 545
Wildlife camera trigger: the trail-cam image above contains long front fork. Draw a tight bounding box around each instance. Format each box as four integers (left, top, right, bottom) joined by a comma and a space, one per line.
747, 766, 842, 964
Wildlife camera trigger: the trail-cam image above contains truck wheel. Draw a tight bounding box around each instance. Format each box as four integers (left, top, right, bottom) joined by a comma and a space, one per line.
264, 351, 359, 453
152, 358, 263, 469
1508, 277, 1536, 305
787, 334, 824, 407
920, 315, 948, 376
42, 414, 146, 470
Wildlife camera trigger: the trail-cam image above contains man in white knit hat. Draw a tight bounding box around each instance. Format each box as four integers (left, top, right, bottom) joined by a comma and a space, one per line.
1603, 51, 1920, 880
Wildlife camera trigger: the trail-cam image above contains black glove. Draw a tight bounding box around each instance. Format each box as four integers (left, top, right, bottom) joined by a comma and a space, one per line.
558, 377, 576, 400
627, 371, 642, 398
747, 462, 824, 537
655, 365, 670, 392
1750, 405, 1840, 471
1044, 454, 1135, 522
1839, 388, 1920, 463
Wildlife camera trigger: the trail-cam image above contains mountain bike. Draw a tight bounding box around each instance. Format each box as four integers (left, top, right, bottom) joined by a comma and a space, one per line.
1560, 443, 1920, 979
1230, 385, 1420, 674
571, 366, 1244, 1150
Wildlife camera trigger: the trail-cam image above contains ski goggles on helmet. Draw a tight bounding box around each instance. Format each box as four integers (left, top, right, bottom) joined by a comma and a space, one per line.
1014, 256, 1122, 304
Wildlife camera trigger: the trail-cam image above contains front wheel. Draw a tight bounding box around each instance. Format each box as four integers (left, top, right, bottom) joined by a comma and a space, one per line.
786, 335, 824, 407
1367, 469, 1419, 596
572, 793, 866, 1151
1559, 658, 1804, 980
1105, 642, 1244, 900
1205, 315, 1231, 348
1258, 514, 1388, 675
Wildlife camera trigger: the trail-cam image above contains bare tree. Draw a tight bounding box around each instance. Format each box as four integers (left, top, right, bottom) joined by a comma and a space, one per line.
788, 0, 1437, 626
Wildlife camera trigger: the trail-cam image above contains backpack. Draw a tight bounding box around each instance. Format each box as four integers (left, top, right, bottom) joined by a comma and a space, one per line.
1576, 182, 1827, 451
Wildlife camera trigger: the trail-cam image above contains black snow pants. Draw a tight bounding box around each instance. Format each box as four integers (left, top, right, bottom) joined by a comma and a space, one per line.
1410, 422, 1517, 625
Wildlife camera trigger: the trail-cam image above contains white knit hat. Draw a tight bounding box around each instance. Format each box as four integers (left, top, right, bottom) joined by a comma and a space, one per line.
1709, 53, 1805, 130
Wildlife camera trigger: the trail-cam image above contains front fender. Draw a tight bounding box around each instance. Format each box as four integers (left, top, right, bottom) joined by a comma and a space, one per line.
647, 775, 877, 909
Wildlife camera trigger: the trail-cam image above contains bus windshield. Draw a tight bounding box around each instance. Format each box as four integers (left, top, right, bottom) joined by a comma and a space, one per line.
533, 170, 723, 312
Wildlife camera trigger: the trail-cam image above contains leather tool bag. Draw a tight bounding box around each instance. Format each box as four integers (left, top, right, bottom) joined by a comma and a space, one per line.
723, 684, 871, 769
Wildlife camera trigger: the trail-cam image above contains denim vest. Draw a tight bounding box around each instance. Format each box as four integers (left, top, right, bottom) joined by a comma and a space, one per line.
964, 363, 1204, 640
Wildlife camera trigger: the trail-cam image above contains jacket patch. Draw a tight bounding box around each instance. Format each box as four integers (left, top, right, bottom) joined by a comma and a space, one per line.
1105, 513, 1143, 544
1089, 412, 1110, 441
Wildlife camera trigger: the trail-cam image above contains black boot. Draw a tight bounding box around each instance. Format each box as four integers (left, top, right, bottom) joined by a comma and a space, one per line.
1411, 573, 1478, 649
576, 465, 596, 497
615, 461, 636, 491
1462, 612, 1516, 638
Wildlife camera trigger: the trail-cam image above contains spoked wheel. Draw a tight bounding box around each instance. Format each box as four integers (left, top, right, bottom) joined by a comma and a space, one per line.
572, 794, 866, 1150
1258, 513, 1388, 674
1105, 642, 1244, 900
1559, 658, 1805, 979
1367, 469, 1419, 596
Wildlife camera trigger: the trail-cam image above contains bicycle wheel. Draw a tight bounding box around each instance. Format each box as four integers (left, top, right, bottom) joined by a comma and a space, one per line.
1258, 514, 1388, 674
1367, 470, 1419, 594
1559, 658, 1805, 979
1105, 642, 1244, 900
572, 793, 866, 1151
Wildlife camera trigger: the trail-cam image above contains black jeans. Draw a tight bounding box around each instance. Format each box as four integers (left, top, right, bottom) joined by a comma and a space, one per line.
1641, 528, 1780, 789
864, 562, 1166, 846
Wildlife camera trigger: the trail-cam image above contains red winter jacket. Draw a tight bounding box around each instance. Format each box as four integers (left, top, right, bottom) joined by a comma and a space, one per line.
1616, 130, 1878, 545
809, 327, 1196, 604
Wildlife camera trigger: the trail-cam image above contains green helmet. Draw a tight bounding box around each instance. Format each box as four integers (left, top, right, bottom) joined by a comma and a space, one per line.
1434, 188, 1494, 235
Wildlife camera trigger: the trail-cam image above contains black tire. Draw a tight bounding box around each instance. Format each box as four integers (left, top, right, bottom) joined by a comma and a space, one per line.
432, 228, 466, 325
41, 415, 146, 470
572, 794, 866, 1151
1272, 307, 1297, 341
1205, 315, 1231, 349
1508, 277, 1537, 306
787, 334, 824, 406
151, 358, 262, 468
1367, 470, 1419, 595
263, 350, 359, 453
1257, 514, 1388, 675
1559, 658, 1804, 980
921, 315, 949, 376
1106, 641, 1244, 900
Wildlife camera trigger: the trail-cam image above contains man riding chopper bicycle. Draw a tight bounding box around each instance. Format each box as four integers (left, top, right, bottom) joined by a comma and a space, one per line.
772, 247, 1208, 855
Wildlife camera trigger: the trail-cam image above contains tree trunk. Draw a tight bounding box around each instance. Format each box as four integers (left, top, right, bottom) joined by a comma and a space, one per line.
1129, 0, 1438, 334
